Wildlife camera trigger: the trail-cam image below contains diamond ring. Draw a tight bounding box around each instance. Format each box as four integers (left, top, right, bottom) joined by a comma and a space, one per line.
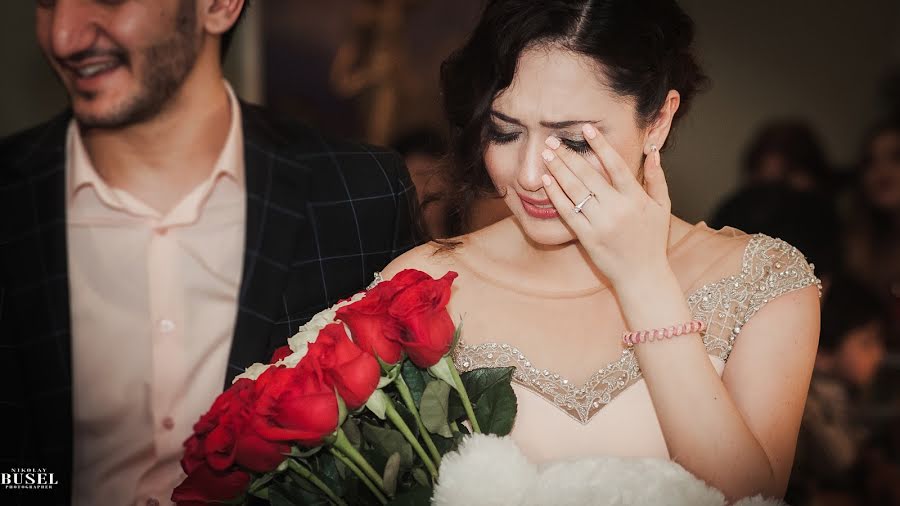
573, 192, 595, 214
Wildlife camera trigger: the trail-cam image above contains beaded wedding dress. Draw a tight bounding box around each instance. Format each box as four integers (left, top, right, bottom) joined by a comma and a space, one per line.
381, 222, 820, 505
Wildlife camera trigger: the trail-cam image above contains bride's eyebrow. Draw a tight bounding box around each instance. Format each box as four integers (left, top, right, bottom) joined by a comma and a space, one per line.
489, 110, 601, 129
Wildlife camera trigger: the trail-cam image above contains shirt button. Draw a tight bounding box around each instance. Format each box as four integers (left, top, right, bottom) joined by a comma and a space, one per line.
158, 319, 176, 334
162, 417, 175, 431
146, 499, 160, 506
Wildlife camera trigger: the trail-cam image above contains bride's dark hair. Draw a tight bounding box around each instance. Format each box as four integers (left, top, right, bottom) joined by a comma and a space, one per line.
436, 0, 708, 236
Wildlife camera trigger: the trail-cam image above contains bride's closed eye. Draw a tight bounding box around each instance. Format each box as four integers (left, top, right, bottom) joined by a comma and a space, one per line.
487, 124, 591, 155
486, 123, 521, 145
559, 137, 591, 155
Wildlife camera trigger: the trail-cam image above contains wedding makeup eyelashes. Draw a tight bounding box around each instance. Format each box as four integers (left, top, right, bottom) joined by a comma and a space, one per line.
485, 123, 592, 155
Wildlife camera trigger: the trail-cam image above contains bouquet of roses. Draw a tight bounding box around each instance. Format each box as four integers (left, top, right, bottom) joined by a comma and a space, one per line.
172, 269, 517, 505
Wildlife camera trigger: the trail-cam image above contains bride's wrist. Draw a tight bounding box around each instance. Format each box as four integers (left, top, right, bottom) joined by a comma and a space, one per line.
615, 265, 691, 330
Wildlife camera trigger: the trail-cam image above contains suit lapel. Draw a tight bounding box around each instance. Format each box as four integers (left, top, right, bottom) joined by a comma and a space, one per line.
225, 103, 308, 387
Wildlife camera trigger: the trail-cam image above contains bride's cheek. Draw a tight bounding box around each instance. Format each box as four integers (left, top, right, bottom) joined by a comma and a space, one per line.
484, 145, 510, 189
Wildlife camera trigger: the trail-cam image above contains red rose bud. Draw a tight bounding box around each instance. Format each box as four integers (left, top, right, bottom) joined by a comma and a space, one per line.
336, 286, 404, 364
171, 463, 250, 504
389, 271, 459, 368
307, 323, 381, 409
270, 345, 293, 364
252, 363, 340, 447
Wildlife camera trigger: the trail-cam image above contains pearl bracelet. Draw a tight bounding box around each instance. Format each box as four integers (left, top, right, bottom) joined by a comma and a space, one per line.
622, 320, 706, 347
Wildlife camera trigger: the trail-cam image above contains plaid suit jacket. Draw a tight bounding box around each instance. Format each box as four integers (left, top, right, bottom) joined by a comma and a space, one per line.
0, 102, 420, 504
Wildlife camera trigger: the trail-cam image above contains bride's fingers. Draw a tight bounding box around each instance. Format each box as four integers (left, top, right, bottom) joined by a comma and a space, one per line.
544, 136, 612, 199
540, 172, 592, 237
540, 148, 594, 211
581, 124, 641, 195
644, 148, 671, 210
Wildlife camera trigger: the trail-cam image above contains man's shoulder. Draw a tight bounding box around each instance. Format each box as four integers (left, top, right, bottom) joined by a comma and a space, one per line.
0, 111, 71, 179
240, 102, 403, 175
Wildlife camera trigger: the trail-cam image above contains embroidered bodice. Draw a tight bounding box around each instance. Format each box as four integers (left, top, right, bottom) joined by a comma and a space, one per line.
451, 234, 821, 424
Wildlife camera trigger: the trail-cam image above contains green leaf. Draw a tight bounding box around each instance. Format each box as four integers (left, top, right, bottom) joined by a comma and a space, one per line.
366, 389, 389, 420
392, 400, 420, 438
269, 477, 330, 506
419, 381, 453, 438
361, 423, 414, 467
411, 467, 430, 488
400, 360, 429, 406
247, 469, 278, 497
285, 445, 322, 458
387, 484, 434, 506
431, 433, 458, 456
341, 418, 362, 448
461, 367, 516, 402
314, 452, 346, 498
473, 381, 517, 436
447, 367, 514, 422
383, 452, 401, 496
428, 358, 456, 390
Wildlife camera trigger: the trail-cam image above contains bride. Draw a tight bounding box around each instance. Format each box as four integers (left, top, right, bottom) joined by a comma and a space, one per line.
382, 0, 820, 502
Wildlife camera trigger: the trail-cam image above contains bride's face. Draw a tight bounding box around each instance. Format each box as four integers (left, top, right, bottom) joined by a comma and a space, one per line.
484, 46, 648, 246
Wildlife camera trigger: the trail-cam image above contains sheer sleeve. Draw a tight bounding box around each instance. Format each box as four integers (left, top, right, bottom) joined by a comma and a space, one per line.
689, 234, 822, 362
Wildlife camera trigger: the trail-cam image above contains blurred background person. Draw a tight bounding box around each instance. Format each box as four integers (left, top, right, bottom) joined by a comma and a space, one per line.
710, 120, 840, 290
737, 120, 832, 192
844, 117, 900, 344
788, 276, 889, 506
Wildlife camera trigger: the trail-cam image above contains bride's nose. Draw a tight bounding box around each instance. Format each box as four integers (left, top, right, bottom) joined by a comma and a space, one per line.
517, 137, 550, 192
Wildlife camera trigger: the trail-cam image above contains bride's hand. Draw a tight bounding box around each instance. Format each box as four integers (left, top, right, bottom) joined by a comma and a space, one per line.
540, 124, 673, 287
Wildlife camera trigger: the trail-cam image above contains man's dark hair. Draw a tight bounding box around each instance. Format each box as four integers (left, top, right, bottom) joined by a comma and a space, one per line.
221, 1, 251, 59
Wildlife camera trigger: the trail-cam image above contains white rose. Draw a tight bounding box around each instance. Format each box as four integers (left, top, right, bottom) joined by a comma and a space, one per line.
287, 291, 366, 353
232, 362, 271, 383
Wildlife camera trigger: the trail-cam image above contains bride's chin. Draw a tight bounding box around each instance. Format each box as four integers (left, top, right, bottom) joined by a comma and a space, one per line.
515, 217, 577, 247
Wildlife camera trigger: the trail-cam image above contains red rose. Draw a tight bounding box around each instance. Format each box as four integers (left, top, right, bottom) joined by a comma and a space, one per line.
389, 271, 458, 367
306, 323, 381, 409
182, 379, 287, 475
336, 287, 404, 364
270, 345, 293, 363
252, 362, 340, 447
383, 269, 432, 296
171, 463, 250, 504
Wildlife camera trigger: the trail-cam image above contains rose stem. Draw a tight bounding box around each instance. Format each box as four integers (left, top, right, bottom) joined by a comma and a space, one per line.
333, 428, 388, 495
384, 402, 439, 478
329, 448, 388, 505
445, 356, 481, 433
286, 459, 348, 506
395, 374, 443, 465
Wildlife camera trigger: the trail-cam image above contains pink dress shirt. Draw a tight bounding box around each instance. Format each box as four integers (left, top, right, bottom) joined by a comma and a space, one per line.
67, 83, 246, 506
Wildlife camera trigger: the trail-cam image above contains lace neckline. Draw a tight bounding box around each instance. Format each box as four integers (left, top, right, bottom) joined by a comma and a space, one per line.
450, 234, 822, 424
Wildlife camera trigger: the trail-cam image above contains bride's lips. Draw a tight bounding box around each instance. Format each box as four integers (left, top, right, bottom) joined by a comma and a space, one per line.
518, 193, 559, 219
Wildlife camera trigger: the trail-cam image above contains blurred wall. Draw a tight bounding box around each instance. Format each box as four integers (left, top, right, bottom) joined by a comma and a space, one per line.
670, 0, 900, 222
0, 2, 67, 137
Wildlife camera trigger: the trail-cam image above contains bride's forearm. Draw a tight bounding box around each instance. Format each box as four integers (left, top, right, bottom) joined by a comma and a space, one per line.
615, 267, 777, 500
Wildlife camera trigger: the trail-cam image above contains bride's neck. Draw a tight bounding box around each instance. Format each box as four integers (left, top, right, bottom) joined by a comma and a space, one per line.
470, 216, 693, 293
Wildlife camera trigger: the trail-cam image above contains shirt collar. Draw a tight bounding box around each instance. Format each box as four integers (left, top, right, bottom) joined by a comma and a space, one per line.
66, 80, 245, 205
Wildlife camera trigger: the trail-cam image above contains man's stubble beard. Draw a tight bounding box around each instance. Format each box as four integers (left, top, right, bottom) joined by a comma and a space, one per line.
77, 0, 200, 129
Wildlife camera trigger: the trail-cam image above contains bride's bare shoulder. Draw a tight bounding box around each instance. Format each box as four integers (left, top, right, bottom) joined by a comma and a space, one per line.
382, 218, 509, 281
381, 239, 468, 281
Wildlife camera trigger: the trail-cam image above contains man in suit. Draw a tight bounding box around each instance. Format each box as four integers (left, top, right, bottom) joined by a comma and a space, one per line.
0, 1, 418, 504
